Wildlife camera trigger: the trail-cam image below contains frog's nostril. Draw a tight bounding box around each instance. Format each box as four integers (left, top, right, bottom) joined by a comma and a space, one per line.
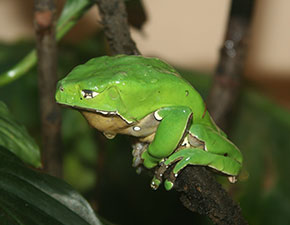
60, 86, 64, 92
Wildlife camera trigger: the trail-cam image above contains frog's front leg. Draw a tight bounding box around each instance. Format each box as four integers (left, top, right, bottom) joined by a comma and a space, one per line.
155, 124, 243, 190
141, 106, 193, 169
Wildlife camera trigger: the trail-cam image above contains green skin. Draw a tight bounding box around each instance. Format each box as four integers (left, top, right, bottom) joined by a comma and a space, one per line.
55, 55, 243, 190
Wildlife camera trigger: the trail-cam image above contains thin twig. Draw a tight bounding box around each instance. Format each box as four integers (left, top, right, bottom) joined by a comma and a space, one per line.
34, 0, 62, 177
95, 0, 248, 224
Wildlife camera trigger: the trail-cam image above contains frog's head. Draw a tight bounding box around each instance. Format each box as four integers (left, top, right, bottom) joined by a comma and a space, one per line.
55, 56, 128, 114
56, 55, 179, 119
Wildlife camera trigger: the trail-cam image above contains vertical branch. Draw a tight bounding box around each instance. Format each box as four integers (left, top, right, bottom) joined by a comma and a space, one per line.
95, 0, 140, 55
207, 0, 255, 130
34, 0, 62, 177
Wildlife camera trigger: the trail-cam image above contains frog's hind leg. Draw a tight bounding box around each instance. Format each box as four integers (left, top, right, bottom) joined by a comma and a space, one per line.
160, 147, 241, 190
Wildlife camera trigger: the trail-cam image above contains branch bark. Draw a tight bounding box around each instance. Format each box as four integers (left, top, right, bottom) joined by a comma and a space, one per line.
34, 0, 62, 177
95, 0, 140, 55
174, 167, 247, 225
95, 0, 249, 224
207, 0, 255, 130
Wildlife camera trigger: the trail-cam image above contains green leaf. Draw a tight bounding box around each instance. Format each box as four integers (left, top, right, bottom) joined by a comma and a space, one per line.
0, 101, 41, 167
0, 146, 102, 225
56, 0, 95, 41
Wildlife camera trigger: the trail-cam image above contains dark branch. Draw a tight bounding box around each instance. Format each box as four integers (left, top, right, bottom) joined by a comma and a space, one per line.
95, 0, 140, 55
34, 0, 62, 177
207, 0, 255, 130
96, 0, 249, 224
173, 167, 248, 225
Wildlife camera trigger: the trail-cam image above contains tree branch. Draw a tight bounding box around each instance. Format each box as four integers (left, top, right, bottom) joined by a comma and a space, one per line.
207, 0, 255, 130
34, 0, 62, 177
95, 0, 140, 55
95, 0, 249, 224
173, 167, 248, 225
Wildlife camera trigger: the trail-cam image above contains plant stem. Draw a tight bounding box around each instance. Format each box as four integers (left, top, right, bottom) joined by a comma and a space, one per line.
207, 0, 255, 131
34, 0, 62, 177
0, 0, 94, 87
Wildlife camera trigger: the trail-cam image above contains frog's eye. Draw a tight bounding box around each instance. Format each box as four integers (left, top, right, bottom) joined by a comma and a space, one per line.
81, 90, 99, 99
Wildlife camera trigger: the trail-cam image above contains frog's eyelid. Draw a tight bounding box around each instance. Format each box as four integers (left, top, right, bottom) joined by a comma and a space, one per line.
81, 90, 99, 99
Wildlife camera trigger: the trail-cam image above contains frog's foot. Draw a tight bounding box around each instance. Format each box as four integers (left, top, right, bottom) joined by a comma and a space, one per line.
150, 161, 167, 190
150, 160, 180, 191
163, 147, 241, 190
132, 142, 148, 170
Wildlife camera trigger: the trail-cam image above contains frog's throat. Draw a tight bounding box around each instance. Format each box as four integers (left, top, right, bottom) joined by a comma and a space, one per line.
57, 102, 133, 124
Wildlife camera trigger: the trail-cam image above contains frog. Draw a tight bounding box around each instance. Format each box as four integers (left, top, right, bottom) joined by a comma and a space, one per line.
55, 55, 243, 190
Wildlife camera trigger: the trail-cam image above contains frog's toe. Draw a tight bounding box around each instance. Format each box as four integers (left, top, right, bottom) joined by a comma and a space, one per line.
164, 153, 183, 167
172, 157, 190, 174
164, 170, 179, 190
164, 179, 174, 191
150, 161, 168, 190
150, 176, 161, 190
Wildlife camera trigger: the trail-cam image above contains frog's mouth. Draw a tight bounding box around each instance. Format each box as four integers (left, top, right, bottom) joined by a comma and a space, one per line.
56, 102, 133, 124
56, 102, 117, 115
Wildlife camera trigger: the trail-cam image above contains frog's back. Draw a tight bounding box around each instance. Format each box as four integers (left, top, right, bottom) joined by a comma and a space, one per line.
97, 56, 213, 127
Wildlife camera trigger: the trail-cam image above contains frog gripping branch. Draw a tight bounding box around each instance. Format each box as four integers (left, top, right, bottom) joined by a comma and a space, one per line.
55, 55, 243, 190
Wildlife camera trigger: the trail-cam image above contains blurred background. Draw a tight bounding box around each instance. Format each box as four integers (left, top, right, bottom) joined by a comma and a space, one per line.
0, 0, 290, 224
1, 0, 290, 107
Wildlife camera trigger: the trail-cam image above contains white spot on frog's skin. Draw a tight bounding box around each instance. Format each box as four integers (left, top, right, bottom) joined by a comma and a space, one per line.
154, 111, 162, 121
115, 81, 120, 84
133, 126, 141, 131
174, 173, 178, 177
